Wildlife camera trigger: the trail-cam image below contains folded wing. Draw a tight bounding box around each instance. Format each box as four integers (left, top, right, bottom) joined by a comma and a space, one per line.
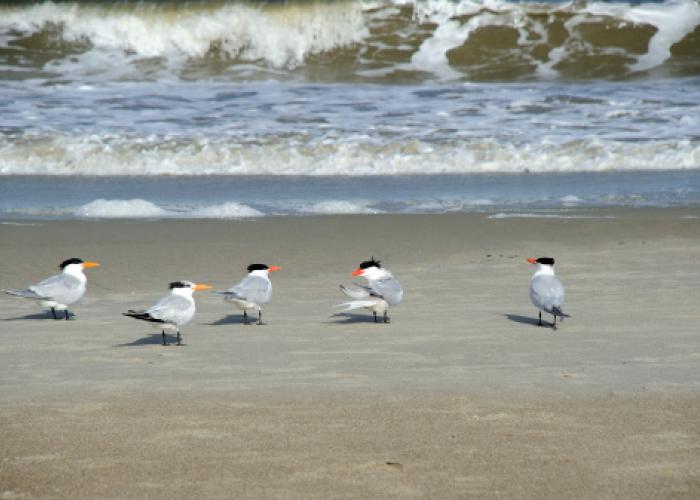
530, 275, 565, 314
368, 276, 403, 306
145, 294, 194, 325
222, 275, 271, 305
30, 273, 82, 300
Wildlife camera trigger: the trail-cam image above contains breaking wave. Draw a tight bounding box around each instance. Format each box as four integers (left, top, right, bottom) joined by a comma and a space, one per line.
1, 133, 698, 175
1, 0, 699, 82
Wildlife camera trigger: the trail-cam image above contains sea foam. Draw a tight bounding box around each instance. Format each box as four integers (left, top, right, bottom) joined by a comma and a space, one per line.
75, 199, 262, 219
4, 134, 698, 176
1, 0, 698, 81
190, 202, 263, 218
75, 199, 168, 218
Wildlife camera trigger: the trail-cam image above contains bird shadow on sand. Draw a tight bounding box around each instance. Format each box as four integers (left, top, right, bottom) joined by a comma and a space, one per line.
326, 313, 385, 325
114, 334, 178, 347
503, 314, 555, 328
208, 314, 247, 326
2, 312, 61, 321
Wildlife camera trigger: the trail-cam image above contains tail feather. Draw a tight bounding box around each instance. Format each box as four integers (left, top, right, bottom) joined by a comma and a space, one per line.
123, 310, 164, 323
215, 291, 242, 300
552, 307, 570, 320
3, 288, 46, 300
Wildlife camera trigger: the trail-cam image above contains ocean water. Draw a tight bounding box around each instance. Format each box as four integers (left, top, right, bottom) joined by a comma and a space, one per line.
1, 0, 699, 218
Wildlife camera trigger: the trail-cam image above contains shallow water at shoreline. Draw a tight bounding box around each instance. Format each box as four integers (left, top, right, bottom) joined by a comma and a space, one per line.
1, 171, 699, 219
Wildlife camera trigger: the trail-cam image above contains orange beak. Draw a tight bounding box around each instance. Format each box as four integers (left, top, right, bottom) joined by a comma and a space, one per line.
193, 284, 212, 291
83, 261, 101, 269
351, 268, 364, 277
268, 266, 281, 272
526, 258, 537, 265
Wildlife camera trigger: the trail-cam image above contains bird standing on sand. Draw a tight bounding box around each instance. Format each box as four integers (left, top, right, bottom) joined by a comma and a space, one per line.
336, 258, 403, 323
527, 257, 567, 329
3, 258, 101, 320
216, 264, 281, 325
123, 280, 212, 346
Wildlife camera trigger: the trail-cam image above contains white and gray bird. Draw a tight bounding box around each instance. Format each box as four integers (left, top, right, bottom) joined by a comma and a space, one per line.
3, 257, 101, 320
216, 263, 281, 325
336, 258, 403, 323
527, 257, 567, 329
123, 280, 212, 346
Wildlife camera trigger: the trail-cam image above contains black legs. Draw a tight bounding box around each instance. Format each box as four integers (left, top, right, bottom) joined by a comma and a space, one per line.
161, 329, 184, 346
243, 310, 265, 325
373, 311, 390, 323
537, 310, 558, 330
49, 308, 71, 320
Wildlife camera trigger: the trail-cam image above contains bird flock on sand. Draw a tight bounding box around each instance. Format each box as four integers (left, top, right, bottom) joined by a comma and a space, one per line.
3, 256, 567, 346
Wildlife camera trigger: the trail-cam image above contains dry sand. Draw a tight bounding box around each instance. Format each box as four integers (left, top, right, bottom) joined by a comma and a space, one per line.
1, 210, 699, 498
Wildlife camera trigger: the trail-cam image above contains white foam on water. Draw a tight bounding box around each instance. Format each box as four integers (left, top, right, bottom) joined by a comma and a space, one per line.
560, 195, 584, 205
190, 202, 263, 218
403, 0, 700, 79
75, 199, 168, 218
2, 134, 698, 176
74, 199, 265, 219
0, 1, 368, 74
303, 200, 378, 214
2, 0, 697, 81
585, 0, 700, 73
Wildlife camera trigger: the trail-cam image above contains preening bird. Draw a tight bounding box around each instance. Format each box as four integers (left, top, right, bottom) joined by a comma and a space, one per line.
123, 280, 211, 346
3, 257, 100, 319
216, 264, 280, 325
527, 257, 568, 329
336, 258, 403, 323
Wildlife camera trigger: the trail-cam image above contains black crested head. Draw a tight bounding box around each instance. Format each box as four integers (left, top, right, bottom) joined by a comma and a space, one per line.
169, 281, 191, 289
359, 257, 381, 270
537, 257, 555, 265
247, 263, 269, 272
60, 258, 84, 269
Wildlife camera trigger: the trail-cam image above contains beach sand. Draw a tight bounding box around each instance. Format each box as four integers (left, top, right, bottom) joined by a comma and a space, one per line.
1, 210, 699, 498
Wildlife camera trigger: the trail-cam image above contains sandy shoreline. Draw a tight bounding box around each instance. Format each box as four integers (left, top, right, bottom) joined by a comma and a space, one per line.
1, 210, 699, 497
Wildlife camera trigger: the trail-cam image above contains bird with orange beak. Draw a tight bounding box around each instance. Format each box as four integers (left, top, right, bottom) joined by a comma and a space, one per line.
124, 280, 212, 346
527, 257, 568, 329
336, 258, 403, 323
3, 258, 100, 320
216, 263, 281, 325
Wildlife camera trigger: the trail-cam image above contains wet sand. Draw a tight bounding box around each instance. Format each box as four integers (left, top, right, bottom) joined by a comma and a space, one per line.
1, 210, 699, 498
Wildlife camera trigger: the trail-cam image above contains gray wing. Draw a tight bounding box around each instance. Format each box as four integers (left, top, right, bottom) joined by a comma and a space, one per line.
339, 284, 370, 299
368, 276, 403, 306
147, 294, 193, 324
530, 275, 565, 313
226, 275, 271, 305
30, 273, 82, 300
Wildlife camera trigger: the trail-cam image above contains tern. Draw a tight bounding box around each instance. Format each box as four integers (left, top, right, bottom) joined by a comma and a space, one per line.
216, 264, 281, 325
336, 258, 403, 323
527, 257, 568, 329
3, 258, 100, 320
123, 280, 212, 346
